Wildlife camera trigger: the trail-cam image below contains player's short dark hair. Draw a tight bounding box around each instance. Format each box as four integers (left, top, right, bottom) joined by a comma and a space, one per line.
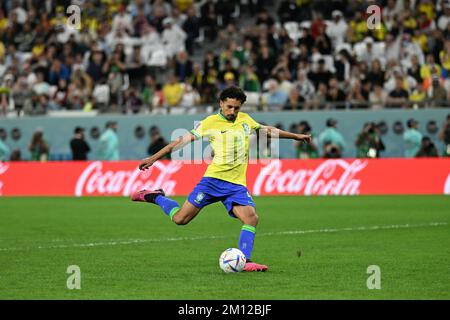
219, 86, 247, 104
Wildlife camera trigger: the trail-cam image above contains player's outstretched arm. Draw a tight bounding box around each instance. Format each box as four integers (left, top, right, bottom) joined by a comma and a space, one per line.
259, 125, 311, 143
139, 132, 196, 170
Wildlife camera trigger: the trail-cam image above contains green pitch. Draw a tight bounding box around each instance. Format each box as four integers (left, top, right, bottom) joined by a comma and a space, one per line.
0, 195, 449, 300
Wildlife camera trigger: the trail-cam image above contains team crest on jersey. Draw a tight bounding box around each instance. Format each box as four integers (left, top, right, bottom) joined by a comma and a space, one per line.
242, 123, 250, 135
194, 192, 205, 204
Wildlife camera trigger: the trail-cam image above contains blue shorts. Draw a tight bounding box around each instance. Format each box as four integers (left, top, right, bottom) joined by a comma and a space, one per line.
187, 177, 255, 217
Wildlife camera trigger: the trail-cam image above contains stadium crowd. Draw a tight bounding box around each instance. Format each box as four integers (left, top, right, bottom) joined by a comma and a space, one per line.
0, 0, 450, 116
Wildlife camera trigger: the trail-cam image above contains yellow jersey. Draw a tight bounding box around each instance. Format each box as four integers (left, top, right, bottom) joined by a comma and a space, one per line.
190, 111, 260, 187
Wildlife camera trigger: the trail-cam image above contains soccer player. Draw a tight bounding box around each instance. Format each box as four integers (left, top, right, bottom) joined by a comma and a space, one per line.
132, 86, 311, 272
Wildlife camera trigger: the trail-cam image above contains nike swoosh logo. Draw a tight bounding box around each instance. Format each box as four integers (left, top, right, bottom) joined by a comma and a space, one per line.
221, 130, 227, 134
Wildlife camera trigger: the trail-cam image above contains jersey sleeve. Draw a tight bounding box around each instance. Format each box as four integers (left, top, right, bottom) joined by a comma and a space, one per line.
247, 115, 261, 131
190, 119, 209, 139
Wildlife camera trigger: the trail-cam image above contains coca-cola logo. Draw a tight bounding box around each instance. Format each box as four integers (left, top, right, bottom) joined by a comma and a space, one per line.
0, 162, 8, 175
75, 161, 182, 196
252, 159, 368, 196
0, 162, 9, 196
444, 173, 450, 195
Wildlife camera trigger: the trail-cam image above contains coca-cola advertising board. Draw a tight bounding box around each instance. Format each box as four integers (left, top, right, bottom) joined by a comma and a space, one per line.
0, 159, 449, 196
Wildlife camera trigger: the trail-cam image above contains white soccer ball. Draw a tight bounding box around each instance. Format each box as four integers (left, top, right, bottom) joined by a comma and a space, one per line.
219, 248, 246, 273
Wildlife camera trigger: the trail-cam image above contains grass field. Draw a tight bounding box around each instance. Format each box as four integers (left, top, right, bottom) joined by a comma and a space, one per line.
0, 195, 449, 300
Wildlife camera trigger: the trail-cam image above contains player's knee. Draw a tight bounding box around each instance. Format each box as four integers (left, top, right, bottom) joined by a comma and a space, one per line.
245, 212, 259, 226
172, 213, 189, 226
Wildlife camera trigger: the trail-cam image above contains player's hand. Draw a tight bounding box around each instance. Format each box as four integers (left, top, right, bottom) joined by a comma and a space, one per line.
139, 157, 156, 170
296, 134, 311, 143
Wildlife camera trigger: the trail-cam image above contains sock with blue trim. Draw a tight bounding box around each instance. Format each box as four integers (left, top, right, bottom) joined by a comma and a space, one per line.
239, 224, 256, 260
154, 195, 180, 220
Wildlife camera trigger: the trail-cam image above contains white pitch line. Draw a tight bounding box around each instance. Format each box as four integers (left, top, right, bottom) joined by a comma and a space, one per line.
0, 222, 447, 252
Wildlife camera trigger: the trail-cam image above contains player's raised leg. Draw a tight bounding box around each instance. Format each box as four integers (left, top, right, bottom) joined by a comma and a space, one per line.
131, 189, 200, 224
232, 205, 268, 272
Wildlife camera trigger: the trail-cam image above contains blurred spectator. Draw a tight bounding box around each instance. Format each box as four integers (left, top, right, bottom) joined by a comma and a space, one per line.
256, 8, 275, 28
97, 121, 120, 161
0, 80, 13, 118
309, 82, 328, 109
420, 54, 442, 83
427, 76, 448, 106
48, 59, 70, 86
123, 87, 143, 114
416, 136, 439, 157
314, 24, 332, 55
276, 69, 294, 96
323, 142, 342, 158
162, 17, 187, 58
357, 37, 383, 66
334, 49, 353, 82
182, 6, 200, 55
141, 75, 157, 112
318, 118, 346, 156
326, 77, 346, 109
347, 79, 370, 109
152, 83, 166, 113
239, 65, 261, 93
147, 126, 170, 159
174, 50, 193, 82
438, 114, 450, 157
437, 3, 450, 31
366, 59, 385, 88
126, 45, 146, 88
308, 59, 333, 90
32, 71, 50, 97
86, 48, 106, 84
255, 45, 276, 84
294, 121, 318, 159
52, 79, 69, 110
277, 0, 301, 23
218, 60, 239, 86
403, 119, 423, 158
12, 76, 32, 116
28, 128, 49, 162
294, 70, 315, 101
355, 122, 385, 158
92, 79, 110, 113
399, 32, 425, 70
203, 51, 219, 75
0, 130, 10, 161
387, 76, 410, 108
112, 4, 133, 34
407, 55, 422, 85
9, 149, 21, 161
262, 79, 288, 110
283, 87, 305, 110
163, 74, 184, 109
67, 71, 91, 110
70, 127, 91, 161
180, 83, 201, 111
200, 0, 219, 42
348, 11, 369, 43
440, 39, 450, 76
369, 85, 388, 109
326, 10, 347, 47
